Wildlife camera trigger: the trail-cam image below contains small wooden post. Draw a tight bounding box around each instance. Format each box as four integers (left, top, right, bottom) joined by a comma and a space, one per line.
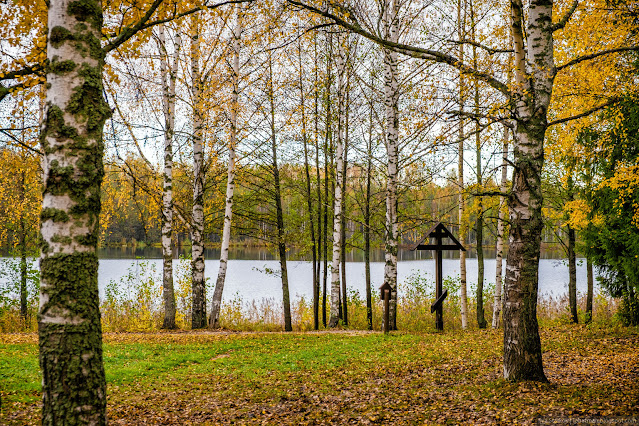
379, 282, 392, 334
383, 289, 390, 334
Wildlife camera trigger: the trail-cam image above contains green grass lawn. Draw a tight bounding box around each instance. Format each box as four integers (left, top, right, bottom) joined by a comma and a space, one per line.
1, 325, 637, 425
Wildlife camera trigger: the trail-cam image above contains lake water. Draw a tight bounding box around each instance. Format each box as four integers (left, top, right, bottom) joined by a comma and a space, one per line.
0, 248, 594, 303
95, 247, 594, 303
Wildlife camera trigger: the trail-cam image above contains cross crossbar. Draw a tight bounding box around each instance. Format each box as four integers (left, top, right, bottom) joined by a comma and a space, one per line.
409, 222, 465, 252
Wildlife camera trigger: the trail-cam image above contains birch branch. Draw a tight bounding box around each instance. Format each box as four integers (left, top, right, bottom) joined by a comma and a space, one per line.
286, 0, 510, 96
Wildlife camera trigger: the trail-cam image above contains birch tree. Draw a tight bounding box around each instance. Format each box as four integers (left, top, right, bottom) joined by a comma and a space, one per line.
328, 30, 347, 328
457, 0, 468, 330
210, 6, 242, 329
340, 52, 353, 326
321, 30, 333, 328
190, 14, 207, 329
492, 124, 509, 329
158, 23, 182, 329
1, 0, 242, 420
38, 0, 110, 421
382, 0, 400, 330
313, 35, 323, 330
586, 259, 593, 323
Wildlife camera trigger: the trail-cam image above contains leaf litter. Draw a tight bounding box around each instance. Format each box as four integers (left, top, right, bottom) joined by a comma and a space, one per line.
1, 325, 637, 425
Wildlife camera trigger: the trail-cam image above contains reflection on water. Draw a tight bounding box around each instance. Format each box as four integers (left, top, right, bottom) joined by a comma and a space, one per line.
0, 246, 585, 304
96, 256, 594, 304
97, 245, 567, 261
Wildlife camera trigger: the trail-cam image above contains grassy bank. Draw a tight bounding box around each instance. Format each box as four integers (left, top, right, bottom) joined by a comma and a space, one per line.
1, 324, 637, 425
1, 260, 619, 333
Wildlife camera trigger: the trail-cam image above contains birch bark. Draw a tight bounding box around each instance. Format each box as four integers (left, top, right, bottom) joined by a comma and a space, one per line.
365, 91, 374, 330
298, 37, 320, 331
210, 8, 242, 329
313, 36, 322, 330
19, 169, 27, 324
158, 24, 181, 330
502, 0, 554, 381
322, 31, 333, 328
492, 125, 509, 329
340, 87, 350, 326
457, 0, 468, 330
39, 0, 110, 421
328, 31, 347, 328
382, 0, 400, 330
191, 15, 207, 329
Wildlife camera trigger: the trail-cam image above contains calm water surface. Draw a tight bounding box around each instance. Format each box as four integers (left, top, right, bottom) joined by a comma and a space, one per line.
96, 247, 593, 303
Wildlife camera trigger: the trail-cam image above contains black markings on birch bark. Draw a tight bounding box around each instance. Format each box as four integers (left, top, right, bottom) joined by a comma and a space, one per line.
493, 125, 509, 329
313, 35, 322, 331
158, 23, 181, 330
211, 6, 242, 329
458, 0, 468, 330
382, 0, 400, 331
39, 0, 108, 422
502, 0, 554, 382
328, 30, 347, 329
190, 15, 207, 329
322, 30, 333, 328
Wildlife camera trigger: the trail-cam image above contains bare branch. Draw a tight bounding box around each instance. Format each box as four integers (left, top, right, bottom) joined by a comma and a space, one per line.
266, 23, 335, 52
552, 0, 579, 32
446, 109, 512, 127
0, 82, 26, 103
286, 0, 510, 96
469, 190, 510, 198
448, 39, 512, 55
103, 0, 165, 53
103, 81, 154, 168
0, 63, 43, 81
557, 46, 639, 72
0, 129, 43, 155
547, 97, 619, 127
103, 0, 254, 53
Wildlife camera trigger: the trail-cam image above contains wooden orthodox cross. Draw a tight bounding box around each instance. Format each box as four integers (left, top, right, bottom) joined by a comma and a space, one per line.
411, 222, 465, 331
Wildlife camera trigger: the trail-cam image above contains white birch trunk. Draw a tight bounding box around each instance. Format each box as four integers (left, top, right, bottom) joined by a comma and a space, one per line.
158, 24, 181, 329
210, 7, 242, 329
492, 124, 508, 329
457, 0, 468, 330
502, 0, 555, 381
382, 0, 400, 330
328, 31, 347, 328
39, 0, 109, 421
190, 15, 207, 329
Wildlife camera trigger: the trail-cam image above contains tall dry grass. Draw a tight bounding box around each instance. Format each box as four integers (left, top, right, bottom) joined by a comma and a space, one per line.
0, 261, 622, 332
